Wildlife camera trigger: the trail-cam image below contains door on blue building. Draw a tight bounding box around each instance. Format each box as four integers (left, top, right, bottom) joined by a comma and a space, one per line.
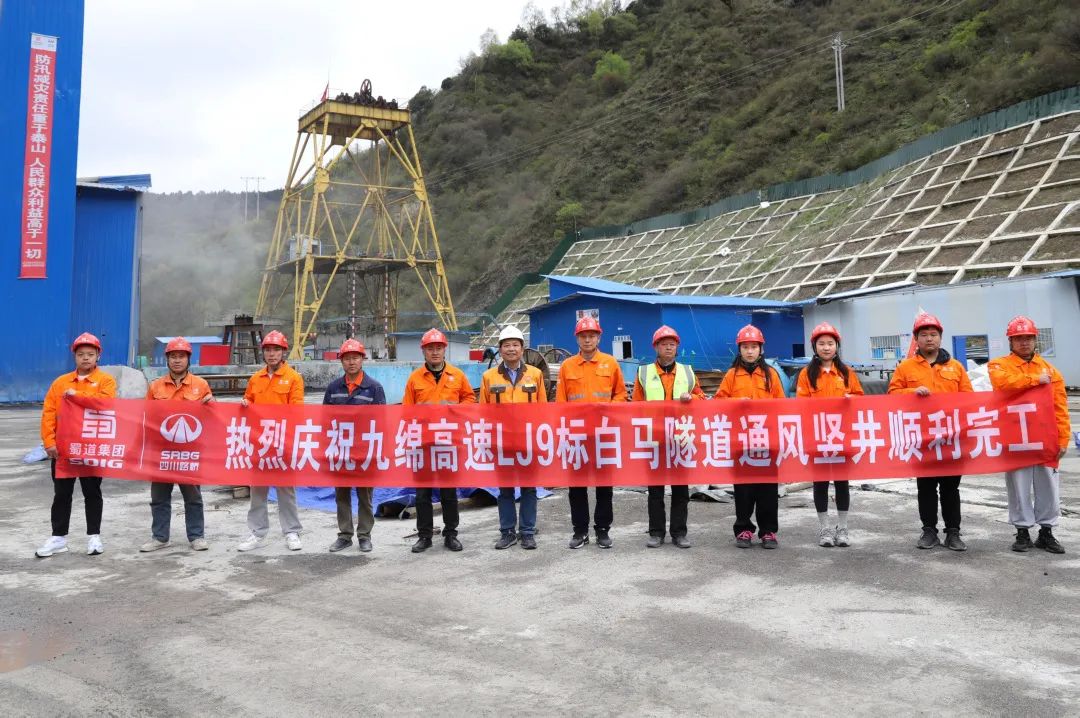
612, 335, 633, 360
951, 334, 989, 365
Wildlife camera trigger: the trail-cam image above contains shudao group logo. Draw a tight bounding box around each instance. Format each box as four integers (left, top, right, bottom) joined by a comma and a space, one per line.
160, 414, 203, 444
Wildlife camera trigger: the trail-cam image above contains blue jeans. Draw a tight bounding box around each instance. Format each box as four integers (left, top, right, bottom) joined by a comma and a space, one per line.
151, 482, 204, 541
497, 487, 537, 535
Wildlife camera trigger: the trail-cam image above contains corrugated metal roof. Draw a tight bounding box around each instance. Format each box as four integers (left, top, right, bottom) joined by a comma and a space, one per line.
543, 274, 662, 295
76, 174, 152, 192
524, 291, 794, 314
154, 336, 223, 344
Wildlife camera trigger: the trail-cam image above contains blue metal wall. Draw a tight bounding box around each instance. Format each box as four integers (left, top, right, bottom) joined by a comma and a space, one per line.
529, 298, 663, 361
0, 0, 86, 402
70, 186, 142, 367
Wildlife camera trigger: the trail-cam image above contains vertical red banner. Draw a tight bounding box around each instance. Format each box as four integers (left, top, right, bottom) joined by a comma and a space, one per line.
19, 33, 58, 280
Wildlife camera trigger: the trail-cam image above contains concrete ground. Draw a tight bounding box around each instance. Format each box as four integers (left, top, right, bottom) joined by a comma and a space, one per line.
1, 402, 1078, 717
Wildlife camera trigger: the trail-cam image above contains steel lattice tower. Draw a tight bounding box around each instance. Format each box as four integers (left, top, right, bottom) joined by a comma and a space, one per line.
256, 82, 457, 360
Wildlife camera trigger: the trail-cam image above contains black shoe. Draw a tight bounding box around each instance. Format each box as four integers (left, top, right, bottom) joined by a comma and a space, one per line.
1011, 527, 1032, 553
672, 535, 691, 549
568, 533, 589, 549
494, 532, 517, 550
444, 534, 463, 552
646, 534, 664, 548
521, 534, 537, 550
357, 537, 373, 553
328, 537, 352, 553
596, 529, 613, 549
944, 529, 967, 552
1035, 527, 1065, 554
917, 527, 940, 549
411, 536, 432, 553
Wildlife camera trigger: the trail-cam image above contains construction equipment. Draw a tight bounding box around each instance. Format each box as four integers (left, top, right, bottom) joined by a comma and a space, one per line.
256, 80, 457, 361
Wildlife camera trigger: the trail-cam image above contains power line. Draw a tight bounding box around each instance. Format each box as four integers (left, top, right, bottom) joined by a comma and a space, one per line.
425, 0, 962, 190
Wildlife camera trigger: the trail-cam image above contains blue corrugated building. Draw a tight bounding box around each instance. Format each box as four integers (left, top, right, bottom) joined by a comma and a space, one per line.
151, 336, 223, 367
1, 1, 146, 401
526, 276, 804, 370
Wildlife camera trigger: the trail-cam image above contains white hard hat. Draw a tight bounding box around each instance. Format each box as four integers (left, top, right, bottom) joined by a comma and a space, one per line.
497, 326, 525, 345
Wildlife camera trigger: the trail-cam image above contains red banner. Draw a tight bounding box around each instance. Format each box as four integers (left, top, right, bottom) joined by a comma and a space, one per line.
54, 387, 1059, 487
19, 33, 58, 280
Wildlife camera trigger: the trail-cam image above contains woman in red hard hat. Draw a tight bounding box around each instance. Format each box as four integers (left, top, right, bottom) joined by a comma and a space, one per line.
715, 325, 785, 549
36, 332, 117, 558
988, 316, 1070, 554
796, 322, 863, 548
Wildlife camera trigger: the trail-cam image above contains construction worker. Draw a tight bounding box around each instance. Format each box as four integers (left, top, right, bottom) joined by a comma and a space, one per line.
140, 337, 213, 553
325, 338, 386, 554
35, 332, 117, 558
796, 322, 864, 548
988, 316, 1070, 554
715, 325, 786, 549
480, 326, 548, 550
631, 325, 706, 549
402, 328, 475, 553
888, 313, 974, 551
237, 330, 305, 552
556, 316, 627, 549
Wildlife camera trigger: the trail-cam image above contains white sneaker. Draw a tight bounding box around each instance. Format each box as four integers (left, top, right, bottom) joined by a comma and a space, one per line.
818, 526, 835, 547
834, 527, 851, 547
237, 534, 267, 552
35, 536, 68, 558
140, 539, 170, 552
190, 538, 210, 551
87, 535, 104, 555
285, 532, 302, 551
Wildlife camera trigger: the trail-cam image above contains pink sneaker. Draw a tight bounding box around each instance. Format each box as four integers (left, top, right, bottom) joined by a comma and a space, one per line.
761, 532, 779, 549
735, 530, 753, 548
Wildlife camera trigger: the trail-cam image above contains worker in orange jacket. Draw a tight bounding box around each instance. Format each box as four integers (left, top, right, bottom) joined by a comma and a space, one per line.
988, 316, 1070, 554
403, 328, 476, 553
888, 313, 973, 551
141, 337, 213, 554
557, 316, 627, 549
631, 325, 706, 549
35, 333, 117, 558
237, 330, 306, 553
796, 322, 864, 548
480, 325, 547, 550
715, 325, 786, 549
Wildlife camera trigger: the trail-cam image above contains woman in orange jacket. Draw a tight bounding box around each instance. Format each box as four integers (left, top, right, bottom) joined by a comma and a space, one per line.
796, 322, 864, 548
715, 325, 786, 549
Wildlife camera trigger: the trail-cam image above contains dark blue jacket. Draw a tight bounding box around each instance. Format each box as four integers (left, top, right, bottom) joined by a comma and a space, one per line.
323, 373, 386, 406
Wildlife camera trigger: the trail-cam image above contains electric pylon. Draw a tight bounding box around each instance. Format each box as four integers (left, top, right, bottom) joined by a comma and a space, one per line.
256, 80, 457, 360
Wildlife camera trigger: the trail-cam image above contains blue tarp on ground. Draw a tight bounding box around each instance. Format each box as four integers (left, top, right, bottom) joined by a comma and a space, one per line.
269, 487, 553, 515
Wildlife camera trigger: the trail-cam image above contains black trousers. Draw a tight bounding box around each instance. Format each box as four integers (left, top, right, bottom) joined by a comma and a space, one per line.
568, 486, 613, 534
733, 483, 778, 537
50, 460, 102, 536
813, 481, 850, 513
917, 475, 962, 530
648, 485, 689, 537
415, 488, 459, 537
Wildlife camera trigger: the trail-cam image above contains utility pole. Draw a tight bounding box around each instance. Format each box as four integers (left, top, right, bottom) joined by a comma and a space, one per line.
830, 33, 848, 112
240, 175, 264, 221
253, 176, 266, 220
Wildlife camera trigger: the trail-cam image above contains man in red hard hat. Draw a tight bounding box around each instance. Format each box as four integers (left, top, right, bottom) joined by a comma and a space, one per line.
237, 330, 306, 552
557, 315, 627, 549
988, 316, 1070, 554
36, 332, 117, 558
402, 328, 475, 553
888, 313, 973, 551
631, 325, 706, 548
325, 338, 386, 554
141, 337, 214, 553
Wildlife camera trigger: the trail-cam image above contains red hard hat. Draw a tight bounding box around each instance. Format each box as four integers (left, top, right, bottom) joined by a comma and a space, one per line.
261, 330, 289, 350
652, 325, 680, 346
912, 313, 943, 334
420, 328, 448, 347
1006, 315, 1037, 338
339, 338, 367, 356
71, 332, 102, 352
165, 337, 193, 355
574, 316, 602, 335
735, 324, 765, 345
810, 322, 841, 344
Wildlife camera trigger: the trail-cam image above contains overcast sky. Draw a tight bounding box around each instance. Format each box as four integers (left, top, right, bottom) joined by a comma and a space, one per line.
76, 0, 527, 193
